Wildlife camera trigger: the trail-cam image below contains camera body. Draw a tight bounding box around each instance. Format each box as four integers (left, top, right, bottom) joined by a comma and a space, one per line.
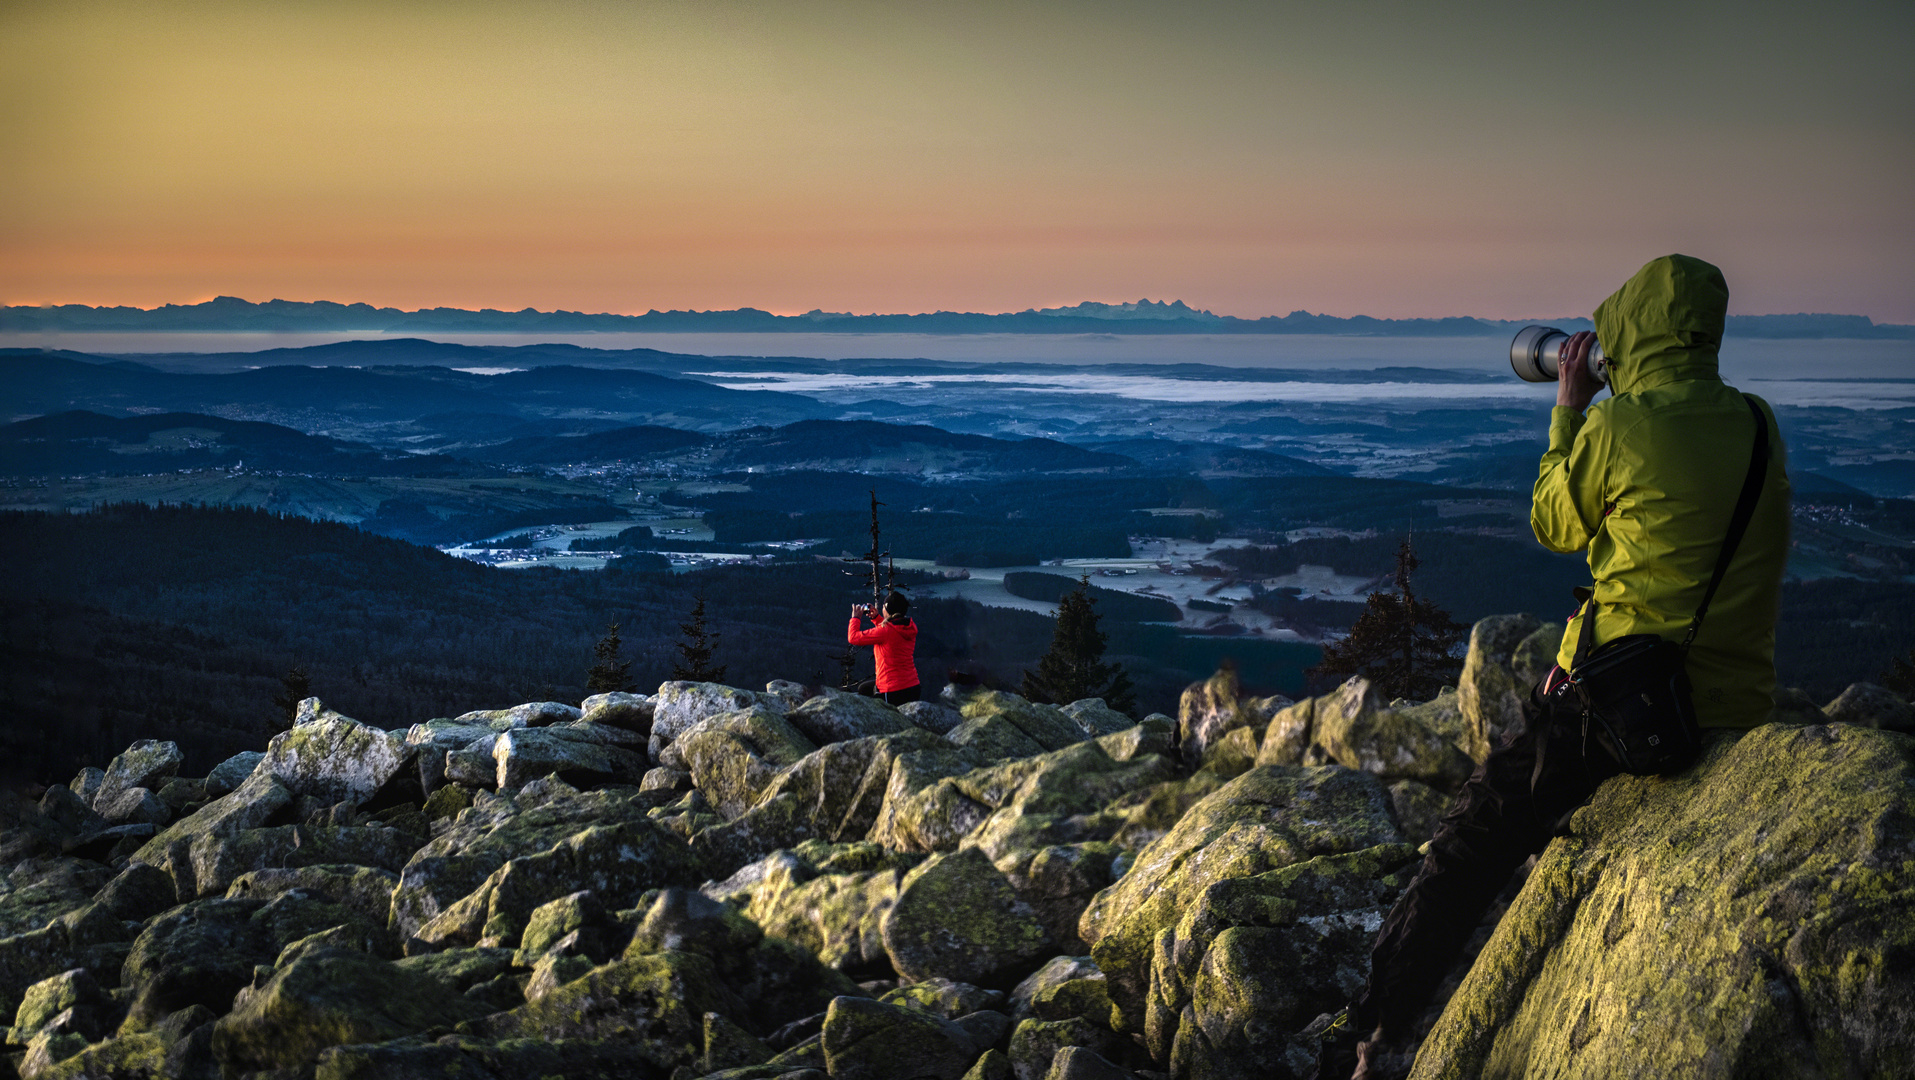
1510, 324, 1609, 384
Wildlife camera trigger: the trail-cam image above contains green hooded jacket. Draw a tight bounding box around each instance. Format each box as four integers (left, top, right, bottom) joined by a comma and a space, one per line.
1533, 254, 1791, 728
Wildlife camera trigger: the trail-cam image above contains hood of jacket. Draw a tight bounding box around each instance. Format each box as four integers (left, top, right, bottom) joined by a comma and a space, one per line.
1593, 254, 1728, 396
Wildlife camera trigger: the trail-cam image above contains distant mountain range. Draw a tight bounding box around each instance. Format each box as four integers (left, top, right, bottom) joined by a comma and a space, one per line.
6, 296, 1907, 338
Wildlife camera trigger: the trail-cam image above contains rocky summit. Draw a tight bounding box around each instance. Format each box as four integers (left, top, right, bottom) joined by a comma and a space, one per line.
0, 614, 1910, 1080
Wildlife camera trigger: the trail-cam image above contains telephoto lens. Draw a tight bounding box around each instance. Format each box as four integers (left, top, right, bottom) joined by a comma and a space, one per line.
1509, 325, 1608, 384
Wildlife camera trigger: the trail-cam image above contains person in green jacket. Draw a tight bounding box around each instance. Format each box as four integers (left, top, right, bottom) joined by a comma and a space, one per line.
1316, 255, 1791, 1079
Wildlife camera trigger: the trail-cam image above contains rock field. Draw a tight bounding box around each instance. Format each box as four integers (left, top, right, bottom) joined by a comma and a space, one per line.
2, 613, 1911, 1079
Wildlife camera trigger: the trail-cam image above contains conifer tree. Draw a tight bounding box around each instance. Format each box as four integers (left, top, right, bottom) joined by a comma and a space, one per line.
1022, 576, 1136, 715
1310, 535, 1467, 700
270, 666, 310, 729
671, 594, 727, 683
1883, 647, 1915, 699
586, 622, 636, 693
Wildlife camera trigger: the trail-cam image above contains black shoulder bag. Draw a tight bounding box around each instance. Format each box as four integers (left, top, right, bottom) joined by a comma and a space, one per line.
1568, 395, 1769, 775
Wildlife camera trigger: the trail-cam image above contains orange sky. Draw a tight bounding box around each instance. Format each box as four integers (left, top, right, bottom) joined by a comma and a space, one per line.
4, 1, 1912, 321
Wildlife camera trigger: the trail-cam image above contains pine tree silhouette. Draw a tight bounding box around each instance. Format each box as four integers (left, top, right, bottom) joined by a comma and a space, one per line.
586, 622, 637, 693
1022, 575, 1136, 715
671, 594, 727, 683
270, 666, 310, 730
1310, 535, 1468, 700
1883, 647, 1915, 698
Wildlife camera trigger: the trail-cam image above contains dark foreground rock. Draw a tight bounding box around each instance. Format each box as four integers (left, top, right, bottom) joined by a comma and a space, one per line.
0, 637, 1908, 1080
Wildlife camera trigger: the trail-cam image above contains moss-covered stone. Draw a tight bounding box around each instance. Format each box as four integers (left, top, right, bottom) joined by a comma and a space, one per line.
1302, 677, 1476, 791
957, 692, 1087, 754
1179, 667, 1292, 770
744, 865, 902, 973
391, 946, 515, 997
9, 968, 113, 1046
703, 1008, 773, 1072
465, 948, 735, 1073
580, 690, 655, 731
652, 682, 760, 745
0, 860, 112, 940
785, 693, 912, 745
1453, 615, 1558, 763
0, 903, 130, 1023
121, 893, 375, 1030
820, 994, 1001, 1080
389, 786, 677, 937
314, 1032, 676, 1079
210, 945, 492, 1074
131, 772, 292, 899
879, 977, 1006, 1020
947, 714, 1050, 762
191, 824, 423, 899
882, 848, 1052, 987
259, 712, 407, 805
94, 740, 185, 814
492, 727, 651, 790
1145, 844, 1418, 1078
1008, 1016, 1122, 1080
964, 1047, 1016, 1080
1824, 681, 1915, 732
1387, 779, 1453, 844
513, 889, 611, 966
202, 752, 263, 798
1010, 956, 1102, 1021
413, 820, 700, 950
1093, 716, 1176, 764
1412, 724, 1915, 1079
1078, 764, 1401, 1030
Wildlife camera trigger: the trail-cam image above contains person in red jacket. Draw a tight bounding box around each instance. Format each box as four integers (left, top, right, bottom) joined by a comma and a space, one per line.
848, 590, 920, 705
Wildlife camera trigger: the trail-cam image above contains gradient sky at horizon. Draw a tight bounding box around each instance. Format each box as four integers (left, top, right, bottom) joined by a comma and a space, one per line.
4, 1, 1911, 321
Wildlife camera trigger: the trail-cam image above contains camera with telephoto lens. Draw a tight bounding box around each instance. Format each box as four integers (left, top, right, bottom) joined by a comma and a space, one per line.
1509, 325, 1609, 384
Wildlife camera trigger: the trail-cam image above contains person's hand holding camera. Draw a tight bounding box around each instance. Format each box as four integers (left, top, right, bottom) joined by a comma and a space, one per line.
1557, 330, 1604, 413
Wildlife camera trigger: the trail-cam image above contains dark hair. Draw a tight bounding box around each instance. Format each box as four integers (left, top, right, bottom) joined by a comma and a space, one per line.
883, 590, 910, 616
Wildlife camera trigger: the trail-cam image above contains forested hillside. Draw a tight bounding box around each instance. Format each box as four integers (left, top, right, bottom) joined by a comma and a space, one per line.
0, 505, 1309, 782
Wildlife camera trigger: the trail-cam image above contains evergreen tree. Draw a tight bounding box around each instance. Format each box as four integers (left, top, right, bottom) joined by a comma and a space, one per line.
1021, 576, 1136, 715
1310, 535, 1468, 700
586, 622, 636, 693
270, 666, 310, 729
1883, 647, 1915, 699
671, 594, 727, 683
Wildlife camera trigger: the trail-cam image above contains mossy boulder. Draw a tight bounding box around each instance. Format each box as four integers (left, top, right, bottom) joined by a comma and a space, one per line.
210, 944, 492, 1074
785, 692, 912, 745
743, 863, 904, 973
464, 948, 735, 1074
666, 707, 818, 819
491, 727, 650, 790
190, 824, 423, 899
1145, 844, 1419, 1078
882, 848, 1053, 987
653, 681, 760, 746
389, 785, 672, 937
131, 772, 292, 899
0, 903, 131, 1021
413, 819, 700, 950
9, 967, 116, 1046
1009, 1015, 1125, 1080
1178, 667, 1292, 770
820, 994, 1007, 1080
580, 690, 655, 732
94, 740, 185, 813
201, 752, 263, 800
260, 711, 407, 805
0, 859, 112, 939
1308, 678, 1477, 791
1413, 723, 1915, 1079
902, 699, 966, 735
225, 864, 400, 934
1454, 614, 1559, 761
956, 691, 1088, 755
1078, 764, 1402, 1029
1824, 681, 1915, 733
120, 893, 374, 1030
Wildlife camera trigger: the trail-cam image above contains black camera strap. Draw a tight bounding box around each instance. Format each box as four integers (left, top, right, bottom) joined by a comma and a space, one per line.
1574, 394, 1770, 667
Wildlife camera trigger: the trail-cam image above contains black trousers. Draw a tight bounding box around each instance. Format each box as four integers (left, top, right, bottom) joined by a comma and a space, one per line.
876, 683, 921, 706
1355, 676, 1620, 1039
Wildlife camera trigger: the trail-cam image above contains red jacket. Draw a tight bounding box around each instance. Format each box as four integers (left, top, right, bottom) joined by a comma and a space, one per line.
848, 616, 919, 692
